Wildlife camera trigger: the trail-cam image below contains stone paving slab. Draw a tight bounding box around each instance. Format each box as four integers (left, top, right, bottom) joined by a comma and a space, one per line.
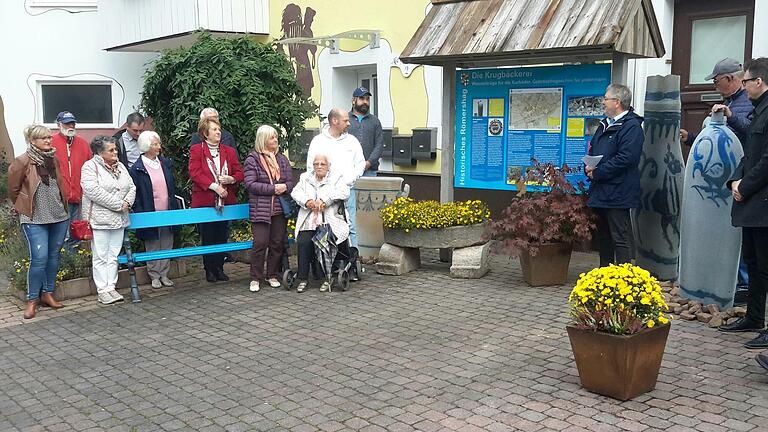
0, 252, 767, 431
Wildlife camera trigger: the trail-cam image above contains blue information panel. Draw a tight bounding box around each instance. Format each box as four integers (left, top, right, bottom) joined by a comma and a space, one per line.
455, 64, 611, 190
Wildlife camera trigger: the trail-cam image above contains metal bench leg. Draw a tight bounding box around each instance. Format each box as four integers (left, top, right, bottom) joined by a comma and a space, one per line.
123, 230, 141, 303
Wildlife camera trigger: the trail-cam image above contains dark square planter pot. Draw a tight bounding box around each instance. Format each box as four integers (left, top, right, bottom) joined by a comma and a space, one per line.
566, 323, 670, 401
519, 243, 572, 286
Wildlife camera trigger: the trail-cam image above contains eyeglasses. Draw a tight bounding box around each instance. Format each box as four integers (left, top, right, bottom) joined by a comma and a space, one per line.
742, 77, 760, 86
35, 136, 53, 140
313, 162, 328, 166
603, 97, 619, 101
713, 75, 728, 85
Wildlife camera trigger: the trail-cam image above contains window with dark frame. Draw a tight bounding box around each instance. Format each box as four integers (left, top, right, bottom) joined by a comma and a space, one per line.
41, 84, 113, 124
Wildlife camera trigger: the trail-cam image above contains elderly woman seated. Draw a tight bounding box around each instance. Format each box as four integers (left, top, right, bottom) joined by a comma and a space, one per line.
290, 154, 350, 293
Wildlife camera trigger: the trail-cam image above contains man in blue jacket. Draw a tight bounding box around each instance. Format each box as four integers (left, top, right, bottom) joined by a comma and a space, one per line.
586, 84, 644, 267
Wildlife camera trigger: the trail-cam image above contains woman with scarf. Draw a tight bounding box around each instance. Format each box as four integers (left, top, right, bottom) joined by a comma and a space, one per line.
290, 153, 350, 293
189, 117, 243, 282
243, 125, 294, 293
80, 136, 136, 305
8, 124, 69, 318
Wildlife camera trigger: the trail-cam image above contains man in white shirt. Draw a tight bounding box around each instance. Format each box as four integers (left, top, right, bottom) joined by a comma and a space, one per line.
307, 108, 365, 280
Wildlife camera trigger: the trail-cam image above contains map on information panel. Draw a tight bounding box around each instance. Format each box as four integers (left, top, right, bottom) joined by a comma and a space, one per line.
508, 88, 563, 132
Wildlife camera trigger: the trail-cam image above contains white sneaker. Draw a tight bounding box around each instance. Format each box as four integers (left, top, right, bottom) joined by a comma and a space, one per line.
267, 278, 281, 288
151, 279, 163, 289
249, 281, 260, 292
160, 277, 175, 287
320, 281, 330, 292
109, 290, 124, 302
297, 281, 308, 293
98, 292, 116, 305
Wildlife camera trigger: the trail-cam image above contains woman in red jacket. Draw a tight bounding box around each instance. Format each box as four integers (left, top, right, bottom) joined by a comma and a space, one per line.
189, 117, 244, 282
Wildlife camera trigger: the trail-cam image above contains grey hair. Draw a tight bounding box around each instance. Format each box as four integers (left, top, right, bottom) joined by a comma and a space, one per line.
606, 84, 632, 110
126, 112, 145, 126
313, 153, 331, 167
200, 107, 219, 119
90, 135, 117, 155
137, 130, 160, 153
23, 124, 51, 144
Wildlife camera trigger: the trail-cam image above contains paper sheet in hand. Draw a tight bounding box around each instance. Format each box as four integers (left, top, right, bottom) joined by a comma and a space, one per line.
582, 155, 603, 169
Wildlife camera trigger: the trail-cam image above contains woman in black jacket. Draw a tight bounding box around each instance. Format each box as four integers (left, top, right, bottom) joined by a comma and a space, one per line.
129, 131, 179, 288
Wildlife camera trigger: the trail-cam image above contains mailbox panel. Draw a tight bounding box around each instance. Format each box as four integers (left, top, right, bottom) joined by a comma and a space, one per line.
392, 135, 416, 166
381, 127, 398, 159
411, 127, 437, 160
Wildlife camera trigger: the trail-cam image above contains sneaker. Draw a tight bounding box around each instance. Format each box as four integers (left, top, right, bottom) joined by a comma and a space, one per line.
160, 277, 175, 287
109, 290, 124, 302
249, 281, 260, 293
98, 292, 116, 305
151, 279, 163, 289
297, 281, 308, 293
320, 281, 330, 292
267, 278, 281, 288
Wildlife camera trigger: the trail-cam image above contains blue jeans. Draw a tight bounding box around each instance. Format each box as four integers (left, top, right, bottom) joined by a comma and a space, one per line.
22, 220, 69, 300
346, 188, 358, 248
738, 255, 749, 289
65, 203, 81, 243
362, 170, 377, 177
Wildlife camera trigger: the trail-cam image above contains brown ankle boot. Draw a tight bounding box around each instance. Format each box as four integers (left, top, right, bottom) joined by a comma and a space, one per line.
40, 292, 64, 309
23, 300, 38, 319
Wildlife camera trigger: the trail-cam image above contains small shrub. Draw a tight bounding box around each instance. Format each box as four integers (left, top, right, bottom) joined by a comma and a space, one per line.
380, 198, 490, 232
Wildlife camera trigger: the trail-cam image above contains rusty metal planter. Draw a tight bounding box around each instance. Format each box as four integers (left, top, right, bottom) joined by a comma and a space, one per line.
566, 324, 670, 401
519, 243, 572, 286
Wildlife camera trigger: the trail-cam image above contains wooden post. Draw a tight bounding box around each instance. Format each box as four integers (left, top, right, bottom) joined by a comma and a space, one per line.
440, 62, 456, 262
611, 51, 629, 84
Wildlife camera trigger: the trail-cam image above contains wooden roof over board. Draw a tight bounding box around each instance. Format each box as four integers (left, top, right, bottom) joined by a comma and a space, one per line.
401, 0, 665, 66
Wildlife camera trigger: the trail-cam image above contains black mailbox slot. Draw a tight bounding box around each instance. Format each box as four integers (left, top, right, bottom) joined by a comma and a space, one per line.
392, 135, 416, 166
381, 127, 398, 159
411, 127, 437, 160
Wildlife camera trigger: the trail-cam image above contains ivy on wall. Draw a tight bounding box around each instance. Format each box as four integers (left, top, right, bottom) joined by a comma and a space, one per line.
141, 31, 317, 200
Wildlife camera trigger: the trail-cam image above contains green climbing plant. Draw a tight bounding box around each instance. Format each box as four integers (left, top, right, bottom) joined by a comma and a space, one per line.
141, 31, 317, 202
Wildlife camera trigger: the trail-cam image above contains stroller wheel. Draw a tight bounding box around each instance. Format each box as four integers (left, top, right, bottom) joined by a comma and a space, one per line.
336, 270, 350, 292
282, 269, 296, 290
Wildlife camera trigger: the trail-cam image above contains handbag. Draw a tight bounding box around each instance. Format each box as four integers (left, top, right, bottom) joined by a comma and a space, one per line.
70, 161, 99, 241
279, 194, 299, 219
70, 200, 93, 240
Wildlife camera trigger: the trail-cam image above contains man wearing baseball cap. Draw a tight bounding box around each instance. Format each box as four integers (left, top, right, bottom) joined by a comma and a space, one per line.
680, 58, 754, 306
51, 111, 92, 237
346, 87, 383, 281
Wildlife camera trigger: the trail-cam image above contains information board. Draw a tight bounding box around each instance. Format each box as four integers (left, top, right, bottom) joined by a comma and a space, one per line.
455, 64, 612, 190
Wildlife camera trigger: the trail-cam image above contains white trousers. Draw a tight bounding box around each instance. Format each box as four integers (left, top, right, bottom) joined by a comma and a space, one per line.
145, 227, 174, 280
91, 228, 124, 294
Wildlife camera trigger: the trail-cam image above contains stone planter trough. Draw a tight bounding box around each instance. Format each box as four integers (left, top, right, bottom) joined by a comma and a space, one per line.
376, 222, 490, 278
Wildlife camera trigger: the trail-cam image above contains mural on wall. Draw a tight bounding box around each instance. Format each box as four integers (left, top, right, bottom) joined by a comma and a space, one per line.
280, 4, 317, 97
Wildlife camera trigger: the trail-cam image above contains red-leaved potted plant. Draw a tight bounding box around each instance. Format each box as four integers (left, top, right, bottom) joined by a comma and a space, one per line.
491, 160, 596, 286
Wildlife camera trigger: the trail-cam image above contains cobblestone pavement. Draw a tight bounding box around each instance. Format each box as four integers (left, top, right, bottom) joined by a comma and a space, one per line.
1, 252, 767, 432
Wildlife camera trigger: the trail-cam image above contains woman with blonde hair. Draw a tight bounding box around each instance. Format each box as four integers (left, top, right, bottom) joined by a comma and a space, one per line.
243, 125, 294, 292
8, 124, 69, 318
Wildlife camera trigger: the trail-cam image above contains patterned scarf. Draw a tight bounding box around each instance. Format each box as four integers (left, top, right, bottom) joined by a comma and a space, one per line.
95, 155, 121, 179
26, 144, 57, 185
260, 151, 281, 181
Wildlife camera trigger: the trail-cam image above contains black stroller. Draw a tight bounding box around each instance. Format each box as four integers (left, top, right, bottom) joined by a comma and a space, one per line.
282, 202, 354, 292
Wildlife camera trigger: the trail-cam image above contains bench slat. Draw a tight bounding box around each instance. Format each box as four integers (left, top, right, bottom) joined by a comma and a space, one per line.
127, 204, 250, 229
118, 241, 253, 264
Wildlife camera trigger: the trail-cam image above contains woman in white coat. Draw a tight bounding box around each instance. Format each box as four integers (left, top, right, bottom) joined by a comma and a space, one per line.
81, 136, 136, 304
290, 154, 350, 293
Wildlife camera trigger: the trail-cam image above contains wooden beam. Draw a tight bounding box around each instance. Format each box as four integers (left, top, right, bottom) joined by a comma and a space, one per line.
612, 51, 629, 84
440, 62, 456, 204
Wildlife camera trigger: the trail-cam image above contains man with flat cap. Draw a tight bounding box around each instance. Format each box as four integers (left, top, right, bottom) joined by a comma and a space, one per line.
681, 57, 754, 303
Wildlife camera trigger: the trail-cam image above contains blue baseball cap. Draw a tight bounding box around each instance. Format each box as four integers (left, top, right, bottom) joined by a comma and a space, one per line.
56, 111, 77, 124
352, 87, 372, 98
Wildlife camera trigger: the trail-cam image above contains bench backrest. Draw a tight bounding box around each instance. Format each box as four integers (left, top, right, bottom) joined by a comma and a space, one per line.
126, 204, 249, 229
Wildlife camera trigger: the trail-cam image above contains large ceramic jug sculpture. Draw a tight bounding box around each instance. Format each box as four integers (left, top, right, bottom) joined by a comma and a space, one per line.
0, 95, 15, 164
633, 75, 684, 281
678, 111, 744, 309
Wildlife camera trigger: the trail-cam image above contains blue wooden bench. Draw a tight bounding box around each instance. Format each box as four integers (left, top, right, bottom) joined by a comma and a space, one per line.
118, 204, 252, 303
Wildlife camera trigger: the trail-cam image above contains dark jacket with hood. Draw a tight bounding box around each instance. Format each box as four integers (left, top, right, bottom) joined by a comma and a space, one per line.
128, 155, 180, 240
243, 151, 295, 224
587, 108, 645, 209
